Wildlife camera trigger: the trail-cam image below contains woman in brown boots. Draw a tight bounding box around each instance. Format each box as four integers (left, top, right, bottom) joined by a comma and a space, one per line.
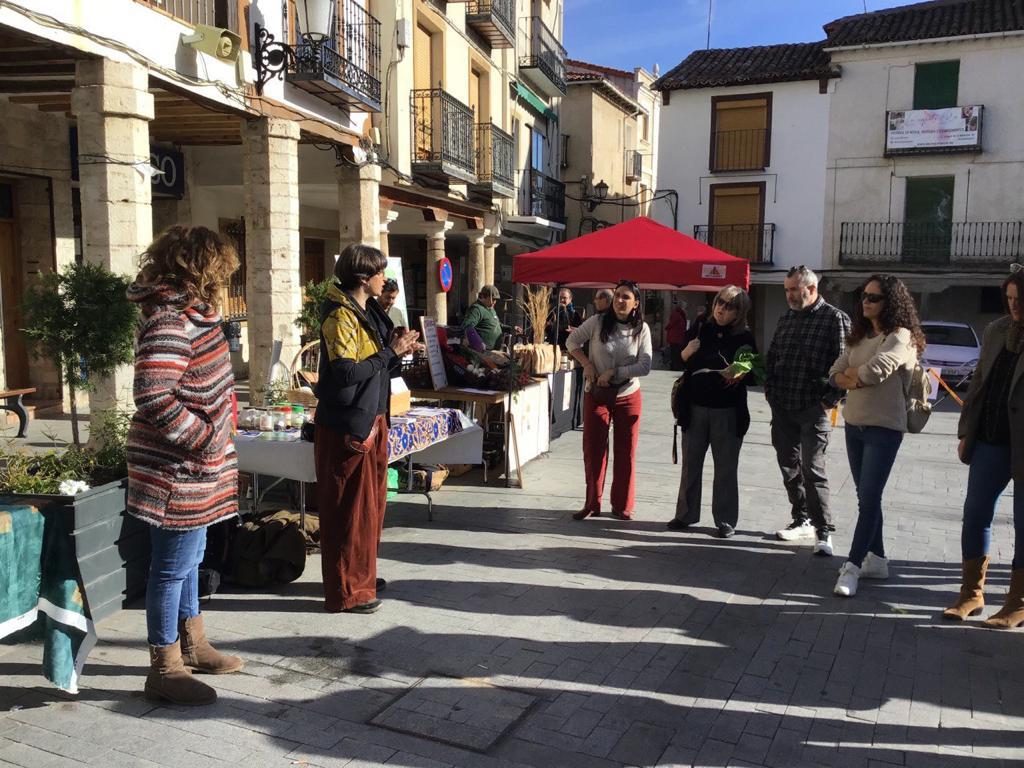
127, 227, 245, 704
944, 267, 1024, 628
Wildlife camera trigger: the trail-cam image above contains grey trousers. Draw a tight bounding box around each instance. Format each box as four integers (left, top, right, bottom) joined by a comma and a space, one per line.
769, 403, 834, 531
674, 405, 743, 528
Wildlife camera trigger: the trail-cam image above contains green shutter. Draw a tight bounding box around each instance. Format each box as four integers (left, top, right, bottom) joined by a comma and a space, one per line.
913, 61, 960, 109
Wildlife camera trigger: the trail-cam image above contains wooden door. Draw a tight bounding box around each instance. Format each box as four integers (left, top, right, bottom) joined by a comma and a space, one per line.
709, 183, 764, 262
413, 23, 435, 160
302, 238, 326, 285
0, 220, 30, 388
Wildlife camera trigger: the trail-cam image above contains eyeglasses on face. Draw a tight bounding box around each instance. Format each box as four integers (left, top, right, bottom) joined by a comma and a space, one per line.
861, 291, 885, 304
714, 297, 737, 310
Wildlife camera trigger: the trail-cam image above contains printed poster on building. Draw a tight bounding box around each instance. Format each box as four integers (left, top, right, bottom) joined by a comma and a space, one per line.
885, 106, 982, 154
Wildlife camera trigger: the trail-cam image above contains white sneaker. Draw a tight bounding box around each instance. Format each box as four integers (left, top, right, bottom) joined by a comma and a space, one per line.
860, 552, 890, 580
776, 519, 816, 541
813, 533, 834, 557
834, 562, 860, 597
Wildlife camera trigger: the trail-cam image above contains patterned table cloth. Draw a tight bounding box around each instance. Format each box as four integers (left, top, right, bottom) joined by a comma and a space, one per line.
0, 504, 96, 693
387, 407, 464, 463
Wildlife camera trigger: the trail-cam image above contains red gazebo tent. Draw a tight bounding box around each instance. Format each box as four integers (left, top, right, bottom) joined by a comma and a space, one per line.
512, 216, 750, 291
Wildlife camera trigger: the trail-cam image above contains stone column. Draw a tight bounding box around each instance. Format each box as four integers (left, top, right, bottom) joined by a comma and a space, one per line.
484, 234, 500, 287
71, 59, 154, 423
336, 162, 381, 252
378, 203, 399, 258
421, 219, 453, 324
242, 117, 302, 404
467, 229, 488, 303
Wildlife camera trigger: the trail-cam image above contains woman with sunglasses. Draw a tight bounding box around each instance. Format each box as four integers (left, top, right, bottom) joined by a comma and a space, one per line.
668, 286, 755, 538
944, 267, 1024, 628
830, 275, 925, 597
566, 280, 652, 520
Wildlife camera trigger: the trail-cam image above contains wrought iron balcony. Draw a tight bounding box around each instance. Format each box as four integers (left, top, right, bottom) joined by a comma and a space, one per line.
520, 167, 566, 222
470, 123, 515, 200
710, 128, 769, 172
839, 221, 1023, 268
136, 0, 240, 33
253, 1, 382, 112
518, 16, 566, 97
625, 149, 645, 183
694, 223, 775, 266
411, 88, 477, 185
463, 0, 515, 49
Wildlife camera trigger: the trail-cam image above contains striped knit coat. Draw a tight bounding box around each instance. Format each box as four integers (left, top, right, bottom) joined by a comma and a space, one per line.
126, 283, 237, 530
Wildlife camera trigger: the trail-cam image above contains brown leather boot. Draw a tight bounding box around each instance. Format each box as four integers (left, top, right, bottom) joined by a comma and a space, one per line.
983, 569, 1024, 629
144, 641, 217, 705
943, 556, 989, 620
180, 614, 244, 674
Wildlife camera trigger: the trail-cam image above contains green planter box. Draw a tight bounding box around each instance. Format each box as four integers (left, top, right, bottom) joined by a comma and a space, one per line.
1, 478, 149, 623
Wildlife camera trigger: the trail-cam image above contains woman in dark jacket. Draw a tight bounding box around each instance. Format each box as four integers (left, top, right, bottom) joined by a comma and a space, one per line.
315, 244, 420, 615
944, 268, 1024, 628
127, 226, 243, 706
667, 285, 756, 538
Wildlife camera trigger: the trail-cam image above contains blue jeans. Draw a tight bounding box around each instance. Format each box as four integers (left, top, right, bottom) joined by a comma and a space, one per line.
962, 441, 1024, 569
845, 425, 903, 567
146, 525, 206, 646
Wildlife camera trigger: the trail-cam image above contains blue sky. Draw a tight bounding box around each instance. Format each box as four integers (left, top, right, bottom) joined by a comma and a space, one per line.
563, 0, 916, 74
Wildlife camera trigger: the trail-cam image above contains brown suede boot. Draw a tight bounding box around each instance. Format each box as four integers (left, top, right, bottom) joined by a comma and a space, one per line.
983, 569, 1024, 629
144, 641, 217, 705
180, 614, 244, 674
943, 556, 989, 620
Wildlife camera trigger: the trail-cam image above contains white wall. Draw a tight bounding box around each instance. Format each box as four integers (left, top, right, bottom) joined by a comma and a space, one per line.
823, 35, 1024, 267
656, 78, 833, 277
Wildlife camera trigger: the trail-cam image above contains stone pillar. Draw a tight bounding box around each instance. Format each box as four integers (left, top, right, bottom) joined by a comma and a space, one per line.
421, 219, 453, 324
242, 117, 302, 403
484, 234, 500, 287
378, 203, 399, 258
71, 59, 154, 423
467, 229, 488, 303
336, 162, 381, 252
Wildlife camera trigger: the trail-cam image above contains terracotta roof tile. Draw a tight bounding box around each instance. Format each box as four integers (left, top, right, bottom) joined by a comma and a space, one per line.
824, 0, 1024, 48
653, 42, 833, 91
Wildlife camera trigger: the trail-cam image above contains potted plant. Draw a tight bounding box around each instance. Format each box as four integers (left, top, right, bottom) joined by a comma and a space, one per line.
294, 277, 334, 344
2, 262, 148, 622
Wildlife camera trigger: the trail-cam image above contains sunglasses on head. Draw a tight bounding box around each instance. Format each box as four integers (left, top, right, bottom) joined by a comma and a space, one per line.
861, 291, 885, 304
786, 265, 808, 277
616, 280, 640, 293
715, 297, 737, 309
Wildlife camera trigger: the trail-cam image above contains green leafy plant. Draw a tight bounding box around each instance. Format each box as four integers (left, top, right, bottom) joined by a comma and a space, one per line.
294, 277, 334, 343
21, 263, 139, 446
728, 345, 767, 385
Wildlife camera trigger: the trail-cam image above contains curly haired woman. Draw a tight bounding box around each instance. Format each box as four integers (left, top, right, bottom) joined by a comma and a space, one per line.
127, 226, 243, 705
829, 274, 925, 598
944, 268, 1024, 628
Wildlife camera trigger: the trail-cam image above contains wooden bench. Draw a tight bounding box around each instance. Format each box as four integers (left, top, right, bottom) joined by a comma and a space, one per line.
0, 388, 36, 438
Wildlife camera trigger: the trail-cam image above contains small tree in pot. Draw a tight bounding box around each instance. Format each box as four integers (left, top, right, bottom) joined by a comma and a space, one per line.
21, 262, 139, 446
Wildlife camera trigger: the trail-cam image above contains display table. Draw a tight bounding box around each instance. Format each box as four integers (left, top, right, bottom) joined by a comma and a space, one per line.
234, 408, 482, 521
409, 379, 549, 487
0, 504, 96, 693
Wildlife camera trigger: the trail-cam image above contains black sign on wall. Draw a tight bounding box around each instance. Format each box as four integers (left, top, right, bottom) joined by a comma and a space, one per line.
68, 127, 186, 199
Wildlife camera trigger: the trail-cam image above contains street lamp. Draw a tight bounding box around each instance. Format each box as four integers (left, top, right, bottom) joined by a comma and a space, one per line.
254, 0, 336, 94
295, 0, 336, 42
587, 179, 609, 211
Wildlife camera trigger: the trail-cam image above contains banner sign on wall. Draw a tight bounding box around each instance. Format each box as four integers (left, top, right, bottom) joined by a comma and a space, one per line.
885, 105, 983, 155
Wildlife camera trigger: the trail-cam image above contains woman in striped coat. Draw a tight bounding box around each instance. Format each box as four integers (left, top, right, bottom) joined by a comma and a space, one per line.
127, 226, 243, 706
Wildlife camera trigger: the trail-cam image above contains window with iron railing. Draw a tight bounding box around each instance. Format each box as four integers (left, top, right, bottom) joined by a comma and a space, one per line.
475, 123, 515, 191
694, 223, 775, 265
520, 167, 565, 222
518, 16, 566, 94
839, 221, 1024, 267
710, 94, 770, 172
135, 0, 240, 33
625, 149, 644, 182
411, 88, 477, 179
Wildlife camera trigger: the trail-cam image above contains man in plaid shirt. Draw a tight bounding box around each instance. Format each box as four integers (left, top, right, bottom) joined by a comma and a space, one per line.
765, 266, 851, 555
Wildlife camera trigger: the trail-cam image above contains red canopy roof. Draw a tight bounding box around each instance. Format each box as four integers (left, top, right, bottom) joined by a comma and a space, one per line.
512, 217, 750, 291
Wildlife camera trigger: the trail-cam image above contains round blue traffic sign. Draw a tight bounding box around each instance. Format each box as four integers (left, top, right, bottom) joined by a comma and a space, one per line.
439, 257, 453, 293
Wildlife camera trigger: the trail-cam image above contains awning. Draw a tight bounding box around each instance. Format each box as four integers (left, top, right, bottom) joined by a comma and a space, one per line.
515, 82, 558, 122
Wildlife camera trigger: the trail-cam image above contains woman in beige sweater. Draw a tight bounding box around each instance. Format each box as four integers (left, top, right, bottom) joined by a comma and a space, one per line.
829, 275, 926, 598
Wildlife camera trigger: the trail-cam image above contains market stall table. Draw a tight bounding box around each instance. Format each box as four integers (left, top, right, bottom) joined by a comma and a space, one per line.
0, 503, 96, 693
234, 407, 482, 522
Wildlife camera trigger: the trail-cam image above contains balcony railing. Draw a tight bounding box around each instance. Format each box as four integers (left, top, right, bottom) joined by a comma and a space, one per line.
710, 128, 768, 172
411, 88, 477, 185
695, 223, 775, 266
136, 0, 240, 33
625, 149, 644, 183
520, 167, 565, 222
471, 123, 515, 198
465, 0, 515, 48
518, 16, 566, 97
285, 0, 382, 111
839, 221, 1023, 267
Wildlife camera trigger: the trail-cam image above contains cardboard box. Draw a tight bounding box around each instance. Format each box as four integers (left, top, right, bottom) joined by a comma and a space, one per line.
390, 377, 411, 416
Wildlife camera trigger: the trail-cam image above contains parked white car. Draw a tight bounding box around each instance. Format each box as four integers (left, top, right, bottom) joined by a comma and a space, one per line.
920, 321, 981, 385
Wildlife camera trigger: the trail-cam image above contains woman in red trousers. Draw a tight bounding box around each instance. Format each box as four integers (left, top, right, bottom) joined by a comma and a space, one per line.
566, 280, 653, 520
314, 245, 420, 613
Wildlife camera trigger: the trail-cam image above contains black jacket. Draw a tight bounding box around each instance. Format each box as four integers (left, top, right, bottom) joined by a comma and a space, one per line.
675, 321, 757, 437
